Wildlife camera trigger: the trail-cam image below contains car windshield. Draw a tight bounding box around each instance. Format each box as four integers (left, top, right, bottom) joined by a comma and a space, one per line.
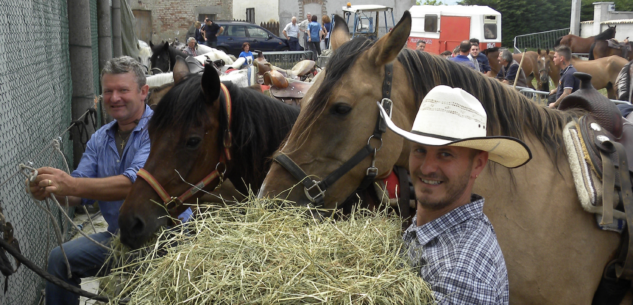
248, 26, 269, 39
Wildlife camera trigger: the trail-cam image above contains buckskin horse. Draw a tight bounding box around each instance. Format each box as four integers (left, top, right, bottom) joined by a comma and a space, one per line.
555, 26, 616, 54
117, 60, 300, 248
259, 12, 625, 303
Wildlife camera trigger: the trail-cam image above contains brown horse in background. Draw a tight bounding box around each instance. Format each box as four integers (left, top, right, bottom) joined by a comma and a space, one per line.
260, 11, 623, 303
589, 26, 633, 61
554, 27, 618, 54
486, 49, 554, 91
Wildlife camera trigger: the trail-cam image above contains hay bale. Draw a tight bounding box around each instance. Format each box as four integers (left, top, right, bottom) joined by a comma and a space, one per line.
101, 197, 433, 304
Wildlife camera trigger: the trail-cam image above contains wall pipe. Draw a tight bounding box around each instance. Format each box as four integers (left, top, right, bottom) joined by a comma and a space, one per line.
112, 0, 122, 57
97, 0, 113, 73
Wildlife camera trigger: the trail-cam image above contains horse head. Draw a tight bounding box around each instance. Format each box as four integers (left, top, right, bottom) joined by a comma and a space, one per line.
259, 12, 413, 208
150, 42, 172, 74
536, 48, 552, 89
119, 58, 230, 249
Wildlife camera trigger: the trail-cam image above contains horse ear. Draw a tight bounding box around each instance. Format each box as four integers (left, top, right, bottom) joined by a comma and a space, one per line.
330, 15, 350, 51
546, 48, 550, 55
367, 10, 411, 67
201, 62, 221, 104
149, 41, 154, 48
162, 42, 169, 52
173, 56, 190, 85
537, 48, 541, 55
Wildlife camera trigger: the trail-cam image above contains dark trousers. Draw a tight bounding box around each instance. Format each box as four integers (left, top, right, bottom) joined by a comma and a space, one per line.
325, 38, 330, 49
288, 37, 299, 51
308, 41, 321, 57
206, 40, 217, 48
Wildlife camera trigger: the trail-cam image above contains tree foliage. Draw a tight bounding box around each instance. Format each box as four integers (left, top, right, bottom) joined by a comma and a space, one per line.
418, 0, 445, 5
457, 0, 633, 47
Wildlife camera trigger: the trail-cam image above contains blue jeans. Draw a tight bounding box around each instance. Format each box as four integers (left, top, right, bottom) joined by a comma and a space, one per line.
289, 37, 299, 51
206, 40, 217, 48
46, 231, 114, 305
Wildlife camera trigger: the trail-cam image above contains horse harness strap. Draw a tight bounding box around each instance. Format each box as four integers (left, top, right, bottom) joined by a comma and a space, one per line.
136, 83, 233, 218
273, 64, 394, 205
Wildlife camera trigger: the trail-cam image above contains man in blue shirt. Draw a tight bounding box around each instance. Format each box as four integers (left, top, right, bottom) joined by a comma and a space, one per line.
378, 85, 531, 304
548, 46, 580, 108
469, 38, 491, 74
496, 49, 527, 87
449, 40, 477, 70
27, 56, 190, 305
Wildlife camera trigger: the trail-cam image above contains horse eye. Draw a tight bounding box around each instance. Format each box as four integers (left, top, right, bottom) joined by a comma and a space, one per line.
186, 136, 202, 149
331, 103, 352, 116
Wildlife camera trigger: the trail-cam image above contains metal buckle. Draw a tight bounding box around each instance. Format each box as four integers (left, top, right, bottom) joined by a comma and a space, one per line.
304, 180, 326, 203
165, 197, 182, 211
366, 166, 378, 176
380, 98, 393, 119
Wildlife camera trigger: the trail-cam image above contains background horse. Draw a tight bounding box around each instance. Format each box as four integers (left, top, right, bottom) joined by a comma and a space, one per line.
589, 27, 633, 61
260, 12, 621, 303
554, 26, 616, 54
118, 61, 300, 249
486, 50, 550, 90
149, 41, 187, 74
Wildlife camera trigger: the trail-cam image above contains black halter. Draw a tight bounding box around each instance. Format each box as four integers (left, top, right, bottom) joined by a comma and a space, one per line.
273, 64, 395, 206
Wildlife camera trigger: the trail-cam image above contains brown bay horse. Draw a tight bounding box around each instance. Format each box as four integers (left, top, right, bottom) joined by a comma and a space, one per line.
118, 63, 300, 249
554, 26, 618, 54
589, 26, 633, 61
259, 12, 622, 304
486, 50, 555, 91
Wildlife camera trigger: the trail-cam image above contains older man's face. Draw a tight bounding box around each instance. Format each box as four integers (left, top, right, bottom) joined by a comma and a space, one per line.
416, 42, 426, 51
292, 17, 297, 24
188, 40, 195, 48
307, 14, 311, 20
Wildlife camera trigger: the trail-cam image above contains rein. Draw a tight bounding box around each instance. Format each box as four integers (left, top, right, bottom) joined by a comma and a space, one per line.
273, 64, 394, 206
137, 83, 233, 218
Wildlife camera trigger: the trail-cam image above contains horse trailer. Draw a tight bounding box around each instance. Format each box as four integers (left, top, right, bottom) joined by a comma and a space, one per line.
407, 5, 502, 54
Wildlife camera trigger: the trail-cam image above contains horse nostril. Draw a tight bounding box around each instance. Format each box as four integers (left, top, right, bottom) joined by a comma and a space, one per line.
131, 216, 146, 234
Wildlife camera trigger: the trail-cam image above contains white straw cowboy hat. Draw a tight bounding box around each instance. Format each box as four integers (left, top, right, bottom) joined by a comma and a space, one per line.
378, 85, 532, 168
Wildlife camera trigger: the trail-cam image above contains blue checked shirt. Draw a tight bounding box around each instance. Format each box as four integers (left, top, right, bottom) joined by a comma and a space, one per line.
71, 105, 192, 233
403, 194, 509, 304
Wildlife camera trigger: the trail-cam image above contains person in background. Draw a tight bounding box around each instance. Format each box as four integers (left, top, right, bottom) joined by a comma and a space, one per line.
184, 37, 198, 57
469, 38, 491, 74
440, 51, 452, 59
496, 49, 527, 87
239, 42, 254, 66
468, 44, 482, 73
548, 45, 580, 108
452, 46, 460, 57
449, 40, 477, 70
283, 17, 300, 51
194, 21, 205, 45
299, 13, 312, 52
203, 18, 223, 48
322, 15, 332, 49
307, 15, 322, 57
416, 40, 426, 52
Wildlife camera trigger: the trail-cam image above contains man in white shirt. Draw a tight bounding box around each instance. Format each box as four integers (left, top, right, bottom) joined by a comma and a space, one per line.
298, 13, 312, 52
467, 44, 482, 73
283, 17, 300, 51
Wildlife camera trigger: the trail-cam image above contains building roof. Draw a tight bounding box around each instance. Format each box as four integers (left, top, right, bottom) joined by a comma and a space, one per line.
409, 5, 501, 17
341, 5, 393, 13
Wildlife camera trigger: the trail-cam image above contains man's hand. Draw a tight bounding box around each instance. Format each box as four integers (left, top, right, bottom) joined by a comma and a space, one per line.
549, 88, 557, 95
548, 103, 557, 109
27, 167, 76, 200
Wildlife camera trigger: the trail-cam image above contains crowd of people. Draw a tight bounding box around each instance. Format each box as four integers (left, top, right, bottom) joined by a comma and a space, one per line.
283, 12, 331, 57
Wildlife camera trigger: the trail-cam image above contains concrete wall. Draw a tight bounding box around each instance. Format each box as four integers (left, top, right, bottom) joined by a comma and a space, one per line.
581, 20, 633, 41
588, 2, 633, 37
233, 0, 279, 24
129, 0, 232, 44
278, 0, 415, 47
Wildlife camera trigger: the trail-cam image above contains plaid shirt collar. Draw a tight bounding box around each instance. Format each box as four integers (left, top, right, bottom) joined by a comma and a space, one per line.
404, 194, 485, 245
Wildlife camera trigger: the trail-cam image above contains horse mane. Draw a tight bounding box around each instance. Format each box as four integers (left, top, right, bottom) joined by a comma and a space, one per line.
595, 27, 616, 41
554, 36, 563, 47
294, 36, 585, 162
149, 75, 299, 190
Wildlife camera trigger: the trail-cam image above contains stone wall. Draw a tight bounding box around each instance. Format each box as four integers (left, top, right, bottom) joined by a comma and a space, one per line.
129, 0, 232, 44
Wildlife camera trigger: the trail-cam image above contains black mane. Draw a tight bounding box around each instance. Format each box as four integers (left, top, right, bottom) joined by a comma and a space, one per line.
149, 75, 300, 191
595, 27, 616, 41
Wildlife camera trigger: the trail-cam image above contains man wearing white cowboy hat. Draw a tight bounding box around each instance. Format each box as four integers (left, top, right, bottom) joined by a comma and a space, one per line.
378, 85, 531, 304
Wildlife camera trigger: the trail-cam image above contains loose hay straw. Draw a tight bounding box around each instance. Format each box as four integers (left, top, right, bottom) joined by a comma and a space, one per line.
101, 196, 433, 304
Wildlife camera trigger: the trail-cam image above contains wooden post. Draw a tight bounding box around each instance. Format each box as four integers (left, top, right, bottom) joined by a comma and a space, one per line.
514, 48, 528, 89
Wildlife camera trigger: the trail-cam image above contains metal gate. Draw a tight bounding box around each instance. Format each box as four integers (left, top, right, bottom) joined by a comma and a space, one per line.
513, 28, 570, 51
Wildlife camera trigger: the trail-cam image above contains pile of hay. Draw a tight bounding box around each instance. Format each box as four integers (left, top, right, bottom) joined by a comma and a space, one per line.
101, 197, 433, 304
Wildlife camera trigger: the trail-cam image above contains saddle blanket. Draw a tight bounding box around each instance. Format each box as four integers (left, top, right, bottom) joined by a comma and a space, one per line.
563, 120, 626, 233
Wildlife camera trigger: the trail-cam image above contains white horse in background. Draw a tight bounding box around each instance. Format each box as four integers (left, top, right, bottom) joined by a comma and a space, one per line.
138, 40, 152, 73
193, 48, 235, 66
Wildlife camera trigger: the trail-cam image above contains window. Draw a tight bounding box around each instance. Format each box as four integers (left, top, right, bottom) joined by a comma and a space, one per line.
225, 26, 247, 37
247, 26, 269, 39
424, 15, 438, 32
483, 16, 497, 39
246, 8, 255, 23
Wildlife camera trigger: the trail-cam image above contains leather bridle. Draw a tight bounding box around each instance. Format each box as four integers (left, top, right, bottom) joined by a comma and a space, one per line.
137, 83, 233, 218
273, 64, 395, 206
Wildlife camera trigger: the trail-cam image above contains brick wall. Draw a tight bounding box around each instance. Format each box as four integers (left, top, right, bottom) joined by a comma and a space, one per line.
130, 0, 232, 44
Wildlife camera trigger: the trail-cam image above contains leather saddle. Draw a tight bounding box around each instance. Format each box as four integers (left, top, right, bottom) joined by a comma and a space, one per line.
270, 80, 313, 100
257, 60, 316, 79
607, 39, 632, 59
559, 72, 633, 279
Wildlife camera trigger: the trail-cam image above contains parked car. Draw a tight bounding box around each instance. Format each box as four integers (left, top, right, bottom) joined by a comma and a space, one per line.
214, 21, 289, 57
